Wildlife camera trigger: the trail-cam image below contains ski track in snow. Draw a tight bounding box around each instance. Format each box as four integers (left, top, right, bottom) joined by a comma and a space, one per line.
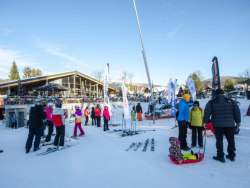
0, 99, 250, 188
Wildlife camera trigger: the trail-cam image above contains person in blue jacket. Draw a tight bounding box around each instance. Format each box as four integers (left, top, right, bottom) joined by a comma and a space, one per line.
11, 113, 17, 129
177, 94, 191, 151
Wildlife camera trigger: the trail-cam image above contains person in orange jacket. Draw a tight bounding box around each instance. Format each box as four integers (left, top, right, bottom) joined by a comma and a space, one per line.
84, 107, 90, 125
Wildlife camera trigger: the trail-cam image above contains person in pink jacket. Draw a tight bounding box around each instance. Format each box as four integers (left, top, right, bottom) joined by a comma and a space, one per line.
73, 105, 85, 137
103, 106, 110, 131
44, 102, 54, 145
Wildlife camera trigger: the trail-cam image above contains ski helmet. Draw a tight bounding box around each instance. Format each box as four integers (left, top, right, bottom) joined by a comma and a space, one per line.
42, 103, 47, 108
55, 102, 62, 108
234, 125, 240, 134
97, 104, 100, 107
35, 101, 43, 106
48, 102, 54, 107
75, 105, 80, 110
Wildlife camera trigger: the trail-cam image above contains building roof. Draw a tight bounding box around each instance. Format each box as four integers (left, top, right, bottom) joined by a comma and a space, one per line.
0, 71, 118, 91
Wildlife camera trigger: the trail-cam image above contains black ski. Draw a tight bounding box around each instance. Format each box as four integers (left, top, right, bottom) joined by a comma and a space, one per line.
36, 143, 79, 156
151, 138, 155, 151
134, 142, 143, 151
142, 139, 149, 152
126, 142, 137, 151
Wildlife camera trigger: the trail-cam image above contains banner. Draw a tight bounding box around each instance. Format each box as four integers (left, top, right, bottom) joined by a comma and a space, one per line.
104, 63, 112, 115
188, 78, 197, 101
167, 78, 172, 104
171, 82, 176, 116
211, 56, 221, 98
156, 89, 159, 99
121, 67, 130, 120
161, 90, 165, 104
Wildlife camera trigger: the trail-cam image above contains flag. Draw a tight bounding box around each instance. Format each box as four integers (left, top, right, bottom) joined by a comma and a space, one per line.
156, 89, 159, 99
104, 63, 112, 115
167, 78, 172, 104
188, 78, 197, 101
121, 67, 130, 120
161, 90, 165, 104
211, 56, 221, 98
171, 82, 176, 116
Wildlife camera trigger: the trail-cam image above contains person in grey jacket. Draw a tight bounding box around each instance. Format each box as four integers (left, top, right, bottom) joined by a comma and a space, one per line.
203, 89, 241, 163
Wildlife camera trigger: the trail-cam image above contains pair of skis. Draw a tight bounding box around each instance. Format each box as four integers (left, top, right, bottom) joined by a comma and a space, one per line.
142, 138, 154, 151
36, 142, 79, 156
125, 139, 154, 151
126, 142, 143, 151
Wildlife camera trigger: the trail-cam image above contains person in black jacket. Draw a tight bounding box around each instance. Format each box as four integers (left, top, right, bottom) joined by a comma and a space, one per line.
136, 103, 142, 114
203, 89, 241, 163
91, 107, 96, 125
25, 101, 46, 153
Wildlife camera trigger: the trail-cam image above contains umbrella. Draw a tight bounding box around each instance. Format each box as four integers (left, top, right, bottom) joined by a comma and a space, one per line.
36, 84, 68, 96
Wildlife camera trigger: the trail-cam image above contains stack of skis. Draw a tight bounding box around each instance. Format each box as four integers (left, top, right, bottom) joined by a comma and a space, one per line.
126, 138, 155, 152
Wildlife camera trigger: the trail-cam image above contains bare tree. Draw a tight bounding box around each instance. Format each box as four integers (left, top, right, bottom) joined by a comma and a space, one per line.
196, 70, 205, 81
123, 71, 129, 85
92, 69, 104, 82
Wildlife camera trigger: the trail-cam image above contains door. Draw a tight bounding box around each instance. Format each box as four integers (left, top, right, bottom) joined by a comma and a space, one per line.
9, 112, 15, 127
18, 112, 24, 128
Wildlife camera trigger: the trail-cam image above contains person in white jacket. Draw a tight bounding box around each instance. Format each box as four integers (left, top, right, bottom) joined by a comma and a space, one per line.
25, 112, 29, 128
53, 102, 65, 150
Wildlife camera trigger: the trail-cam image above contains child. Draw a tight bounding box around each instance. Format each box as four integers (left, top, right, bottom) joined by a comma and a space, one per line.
103, 106, 110, 131
188, 101, 204, 149
52, 102, 65, 150
73, 105, 85, 137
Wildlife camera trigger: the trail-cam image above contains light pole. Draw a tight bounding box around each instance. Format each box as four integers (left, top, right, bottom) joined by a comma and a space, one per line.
132, 0, 155, 124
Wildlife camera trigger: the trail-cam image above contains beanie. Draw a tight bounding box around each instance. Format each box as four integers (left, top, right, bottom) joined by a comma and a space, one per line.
216, 89, 224, 95
193, 101, 199, 107
183, 94, 190, 101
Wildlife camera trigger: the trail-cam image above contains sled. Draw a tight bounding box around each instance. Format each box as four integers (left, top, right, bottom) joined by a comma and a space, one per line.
168, 152, 204, 165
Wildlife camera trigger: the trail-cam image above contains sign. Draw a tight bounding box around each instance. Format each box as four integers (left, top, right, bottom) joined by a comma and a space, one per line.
188, 78, 197, 101
121, 67, 130, 119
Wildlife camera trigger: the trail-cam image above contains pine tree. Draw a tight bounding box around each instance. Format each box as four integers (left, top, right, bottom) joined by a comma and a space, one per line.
36, 69, 42, 76
8, 61, 20, 80
22, 66, 32, 78
224, 79, 234, 93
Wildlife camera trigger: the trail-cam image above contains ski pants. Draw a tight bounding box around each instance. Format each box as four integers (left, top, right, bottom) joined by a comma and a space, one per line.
178, 121, 188, 149
45, 120, 54, 142
12, 122, 17, 129
74, 123, 85, 136
104, 119, 109, 131
96, 116, 101, 127
54, 125, 65, 147
214, 127, 235, 158
191, 126, 203, 147
85, 116, 89, 125
92, 117, 96, 125
25, 126, 43, 150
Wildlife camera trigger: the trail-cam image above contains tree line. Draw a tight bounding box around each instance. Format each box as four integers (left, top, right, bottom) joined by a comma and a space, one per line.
0, 61, 43, 83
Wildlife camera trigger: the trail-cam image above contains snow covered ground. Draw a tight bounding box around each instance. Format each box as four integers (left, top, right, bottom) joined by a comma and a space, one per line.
0, 99, 250, 188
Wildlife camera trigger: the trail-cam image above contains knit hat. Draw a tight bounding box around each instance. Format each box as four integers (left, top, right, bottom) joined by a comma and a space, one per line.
216, 89, 224, 95
183, 94, 190, 101
193, 101, 199, 107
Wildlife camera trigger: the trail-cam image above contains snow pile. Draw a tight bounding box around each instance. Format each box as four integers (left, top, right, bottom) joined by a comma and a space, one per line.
0, 99, 249, 188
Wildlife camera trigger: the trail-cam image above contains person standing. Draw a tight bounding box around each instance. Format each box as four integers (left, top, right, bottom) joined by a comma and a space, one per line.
84, 106, 90, 125
90, 107, 96, 125
188, 101, 204, 149
136, 103, 143, 121
11, 114, 17, 129
44, 102, 54, 145
52, 102, 65, 150
103, 106, 110, 131
158, 96, 162, 104
25, 101, 46, 153
25, 112, 29, 128
95, 104, 101, 127
177, 94, 191, 151
73, 105, 85, 137
203, 89, 241, 163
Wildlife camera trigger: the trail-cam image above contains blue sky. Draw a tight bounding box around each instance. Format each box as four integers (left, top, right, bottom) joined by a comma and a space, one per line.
0, 0, 249, 85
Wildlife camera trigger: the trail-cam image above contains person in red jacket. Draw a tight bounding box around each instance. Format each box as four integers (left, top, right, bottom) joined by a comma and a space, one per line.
95, 104, 101, 127
84, 107, 90, 125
